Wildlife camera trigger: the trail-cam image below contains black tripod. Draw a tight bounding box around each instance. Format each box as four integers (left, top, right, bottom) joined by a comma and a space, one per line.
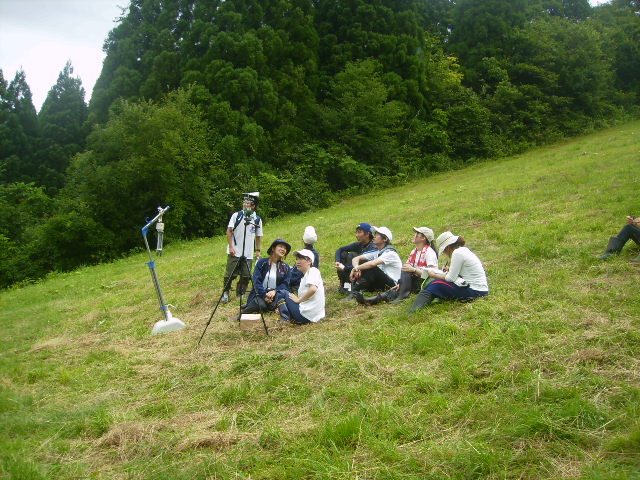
197, 214, 268, 348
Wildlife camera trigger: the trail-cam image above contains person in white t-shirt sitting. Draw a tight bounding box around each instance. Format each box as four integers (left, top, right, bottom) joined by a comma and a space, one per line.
277, 249, 325, 324
357, 226, 439, 305
348, 226, 402, 302
409, 231, 488, 313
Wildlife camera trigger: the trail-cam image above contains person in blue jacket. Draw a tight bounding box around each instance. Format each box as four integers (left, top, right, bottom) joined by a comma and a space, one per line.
242, 238, 291, 313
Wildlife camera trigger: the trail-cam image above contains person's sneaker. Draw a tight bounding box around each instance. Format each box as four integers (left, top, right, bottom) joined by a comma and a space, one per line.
338, 287, 348, 295
221, 291, 230, 304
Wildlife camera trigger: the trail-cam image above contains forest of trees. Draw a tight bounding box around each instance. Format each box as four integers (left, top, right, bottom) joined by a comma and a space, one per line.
1, 0, 639, 287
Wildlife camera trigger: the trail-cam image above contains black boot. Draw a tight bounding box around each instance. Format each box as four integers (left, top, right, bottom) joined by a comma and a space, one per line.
409, 291, 434, 313
340, 283, 363, 302
236, 280, 248, 297
599, 236, 625, 259
389, 273, 412, 304
355, 290, 393, 306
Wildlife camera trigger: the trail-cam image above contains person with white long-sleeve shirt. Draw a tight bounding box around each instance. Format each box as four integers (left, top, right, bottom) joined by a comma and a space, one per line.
409, 231, 488, 313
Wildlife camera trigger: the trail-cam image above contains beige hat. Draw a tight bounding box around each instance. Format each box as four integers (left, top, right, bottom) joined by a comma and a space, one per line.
294, 249, 315, 263
436, 231, 459, 256
412, 226, 434, 242
371, 226, 393, 242
303, 226, 317, 245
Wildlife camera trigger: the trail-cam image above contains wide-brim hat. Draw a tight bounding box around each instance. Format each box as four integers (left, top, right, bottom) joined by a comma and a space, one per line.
267, 238, 291, 256
436, 231, 459, 256
372, 226, 393, 242
293, 248, 315, 263
413, 226, 434, 242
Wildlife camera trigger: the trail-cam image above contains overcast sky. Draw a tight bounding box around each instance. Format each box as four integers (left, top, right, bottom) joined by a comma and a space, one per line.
1, 0, 611, 113
0, 0, 123, 111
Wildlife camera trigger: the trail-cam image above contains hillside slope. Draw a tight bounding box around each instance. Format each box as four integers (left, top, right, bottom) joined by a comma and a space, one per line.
1, 122, 639, 479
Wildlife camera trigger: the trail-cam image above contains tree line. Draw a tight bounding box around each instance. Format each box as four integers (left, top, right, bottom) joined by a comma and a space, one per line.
1, 0, 639, 288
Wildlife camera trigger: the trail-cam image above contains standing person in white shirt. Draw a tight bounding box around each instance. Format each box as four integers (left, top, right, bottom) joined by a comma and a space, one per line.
278, 249, 325, 324
347, 226, 402, 302
222, 192, 263, 303
409, 231, 488, 313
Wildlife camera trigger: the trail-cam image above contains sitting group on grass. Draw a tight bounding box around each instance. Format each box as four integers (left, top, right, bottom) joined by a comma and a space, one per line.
225, 218, 489, 325
221, 193, 638, 327
335, 223, 489, 312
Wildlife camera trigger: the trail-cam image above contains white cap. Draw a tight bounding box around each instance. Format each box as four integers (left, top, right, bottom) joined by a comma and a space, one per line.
294, 249, 315, 263
413, 226, 434, 242
436, 231, 459, 256
303, 226, 317, 245
372, 226, 393, 242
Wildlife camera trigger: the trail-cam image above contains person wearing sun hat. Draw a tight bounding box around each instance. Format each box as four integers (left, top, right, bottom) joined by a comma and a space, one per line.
334, 222, 376, 294
242, 238, 291, 313
276, 249, 325, 324
356, 226, 439, 305
347, 226, 403, 300
409, 231, 488, 313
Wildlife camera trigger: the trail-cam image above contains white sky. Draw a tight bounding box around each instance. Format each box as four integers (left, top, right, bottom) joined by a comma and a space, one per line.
0, 0, 612, 113
0, 0, 124, 112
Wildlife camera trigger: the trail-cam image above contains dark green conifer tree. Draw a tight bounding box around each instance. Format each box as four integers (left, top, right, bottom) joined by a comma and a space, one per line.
34, 61, 88, 192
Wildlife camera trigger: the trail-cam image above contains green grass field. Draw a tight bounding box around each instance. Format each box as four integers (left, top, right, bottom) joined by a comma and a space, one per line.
1, 122, 639, 479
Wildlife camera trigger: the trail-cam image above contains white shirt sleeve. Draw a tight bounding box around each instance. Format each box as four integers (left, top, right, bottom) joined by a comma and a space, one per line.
378, 250, 396, 264
445, 249, 464, 283
362, 251, 378, 262
227, 212, 238, 229
426, 248, 438, 268
304, 267, 322, 288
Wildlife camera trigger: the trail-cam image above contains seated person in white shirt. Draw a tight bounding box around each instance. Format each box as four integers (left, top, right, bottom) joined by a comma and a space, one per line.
357, 226, 439, 305
409, 231, 489, 313
276, 249, 325, 324
347, 226, 402, 302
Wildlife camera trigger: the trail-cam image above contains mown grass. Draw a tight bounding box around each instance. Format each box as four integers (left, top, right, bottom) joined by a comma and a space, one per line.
1, 121, 639, 479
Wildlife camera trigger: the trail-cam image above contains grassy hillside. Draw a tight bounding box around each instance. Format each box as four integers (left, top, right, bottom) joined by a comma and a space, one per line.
1, 122, 639, 479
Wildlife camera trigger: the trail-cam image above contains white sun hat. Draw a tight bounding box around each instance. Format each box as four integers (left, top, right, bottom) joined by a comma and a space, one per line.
436, 231, 459, 256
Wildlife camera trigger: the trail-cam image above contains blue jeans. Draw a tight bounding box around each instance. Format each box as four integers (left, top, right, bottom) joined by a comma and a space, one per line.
282, 295, 312, 324
410, 280, 488, 313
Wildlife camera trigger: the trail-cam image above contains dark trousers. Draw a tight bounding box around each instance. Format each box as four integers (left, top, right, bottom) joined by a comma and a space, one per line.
242, 294, 276, 313
281, 295, 312, 324
616, 224, 640, 246
410, 280, 488, 313
337, 251, 358, 286
356, 266, 397, 292
223, 255, 252, 291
